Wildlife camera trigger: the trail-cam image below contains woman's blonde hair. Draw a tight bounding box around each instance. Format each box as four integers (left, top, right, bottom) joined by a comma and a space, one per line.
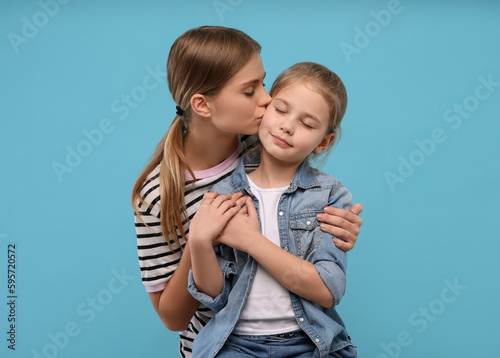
131, 26, 261, 251
270, 62, 348, 159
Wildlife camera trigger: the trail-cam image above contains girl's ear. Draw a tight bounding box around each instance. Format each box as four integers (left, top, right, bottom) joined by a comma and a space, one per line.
314, 133, 335, 155
191, 94, 212, 118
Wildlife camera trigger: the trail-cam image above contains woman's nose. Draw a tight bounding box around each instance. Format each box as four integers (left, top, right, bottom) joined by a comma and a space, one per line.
258, 88, 271, 107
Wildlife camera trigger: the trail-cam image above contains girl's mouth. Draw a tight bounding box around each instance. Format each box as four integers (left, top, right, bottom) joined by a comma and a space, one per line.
271, 134, 291, 147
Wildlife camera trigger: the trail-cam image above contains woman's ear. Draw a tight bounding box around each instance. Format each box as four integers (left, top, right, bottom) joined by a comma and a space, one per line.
314, 133, 335, 155
191, 94, 212, 118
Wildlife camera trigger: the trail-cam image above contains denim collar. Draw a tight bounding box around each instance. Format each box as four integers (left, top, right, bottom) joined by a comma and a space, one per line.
231, 153, 321, 194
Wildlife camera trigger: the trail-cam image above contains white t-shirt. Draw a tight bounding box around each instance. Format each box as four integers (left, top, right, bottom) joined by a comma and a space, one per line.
232, 176, 301, 335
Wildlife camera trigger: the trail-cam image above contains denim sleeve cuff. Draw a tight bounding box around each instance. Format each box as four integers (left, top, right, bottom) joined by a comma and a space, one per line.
315, 262, 346, 306
187, 260, 237, 312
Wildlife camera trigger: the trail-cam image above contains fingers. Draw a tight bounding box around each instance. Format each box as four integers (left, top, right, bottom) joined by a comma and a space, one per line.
211, 193, 234, 208
217, 197, 240, 216
222, 204, 242, 220
231, 192, 244, 202
235, 195, 248, 208
333, 237, 355, 252
319, 222, 356, 243
317, 216, 359, 239
321, 206, 362, 228
201, 191, 218, 205
245, 197, 257, 217
350, 203, 363, 216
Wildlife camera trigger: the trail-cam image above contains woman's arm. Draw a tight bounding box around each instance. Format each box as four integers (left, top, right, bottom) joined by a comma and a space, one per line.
148, 243, 201, 332
217, 197, 334, 308
145, 192, 242, 330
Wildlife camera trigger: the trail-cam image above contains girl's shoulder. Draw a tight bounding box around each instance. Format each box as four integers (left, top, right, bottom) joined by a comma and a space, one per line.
309, 167, 349, 194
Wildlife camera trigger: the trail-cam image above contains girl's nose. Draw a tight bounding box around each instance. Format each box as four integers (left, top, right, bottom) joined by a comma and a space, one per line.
280, 119, 294, 135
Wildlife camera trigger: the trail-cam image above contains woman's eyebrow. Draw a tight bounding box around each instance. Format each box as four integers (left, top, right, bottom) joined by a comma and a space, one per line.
240, 72, 266, 86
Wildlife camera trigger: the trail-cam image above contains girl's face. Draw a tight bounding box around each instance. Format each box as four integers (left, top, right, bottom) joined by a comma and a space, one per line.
207, 54, 271, 135
259, 82, 335, 165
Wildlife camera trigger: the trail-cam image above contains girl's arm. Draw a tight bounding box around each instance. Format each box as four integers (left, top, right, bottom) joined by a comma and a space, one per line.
189, 192, 241, 298
248, 234, 335, 308
217, 197, 335, 308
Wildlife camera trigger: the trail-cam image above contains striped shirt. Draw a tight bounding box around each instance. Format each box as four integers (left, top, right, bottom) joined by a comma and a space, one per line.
134, 134, 259, 357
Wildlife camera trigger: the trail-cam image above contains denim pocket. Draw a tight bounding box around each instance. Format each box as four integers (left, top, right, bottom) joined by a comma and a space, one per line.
289, 210, 322, 260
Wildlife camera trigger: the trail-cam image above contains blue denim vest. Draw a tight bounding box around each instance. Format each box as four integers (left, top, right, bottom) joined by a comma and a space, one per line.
188, 155, 356, 358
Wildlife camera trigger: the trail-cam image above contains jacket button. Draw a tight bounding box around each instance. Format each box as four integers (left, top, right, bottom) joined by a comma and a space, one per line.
298, 317, 304, 322
315, 338, 320, 343
278, 211, 284, 216
306, 220, 311, 225
283, 247, 289, 252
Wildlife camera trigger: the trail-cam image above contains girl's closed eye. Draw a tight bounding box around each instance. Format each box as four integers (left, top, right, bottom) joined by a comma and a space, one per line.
275, 106, 286, 114
301, 121, 313, 129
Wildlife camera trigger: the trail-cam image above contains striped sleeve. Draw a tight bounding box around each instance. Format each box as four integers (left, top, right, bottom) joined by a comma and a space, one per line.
135, 166, 186, 291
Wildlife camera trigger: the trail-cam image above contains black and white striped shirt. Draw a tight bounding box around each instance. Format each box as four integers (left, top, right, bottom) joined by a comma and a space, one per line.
134, 135, 259, 357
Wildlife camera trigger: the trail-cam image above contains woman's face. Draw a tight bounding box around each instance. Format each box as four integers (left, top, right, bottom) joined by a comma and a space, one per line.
207, 54, 271, 135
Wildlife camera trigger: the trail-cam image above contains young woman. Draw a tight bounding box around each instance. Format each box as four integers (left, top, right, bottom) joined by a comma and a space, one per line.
132, 27, 363, 357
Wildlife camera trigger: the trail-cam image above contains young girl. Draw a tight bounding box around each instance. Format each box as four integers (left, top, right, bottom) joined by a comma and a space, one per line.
188, 62, 357, 357
131, 26, 362, 357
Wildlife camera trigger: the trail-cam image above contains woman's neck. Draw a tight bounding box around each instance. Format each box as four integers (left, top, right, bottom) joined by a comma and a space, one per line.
183, 119, 239, 172
248, 150, 302, 189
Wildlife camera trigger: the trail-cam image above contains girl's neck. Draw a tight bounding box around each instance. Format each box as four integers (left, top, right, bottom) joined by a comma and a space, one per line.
248, 149, 302, 189
184, 119, 239, 172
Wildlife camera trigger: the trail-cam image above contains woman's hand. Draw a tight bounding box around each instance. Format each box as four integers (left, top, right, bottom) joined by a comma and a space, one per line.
316, 203, 363, 252
188, 192, 242, 245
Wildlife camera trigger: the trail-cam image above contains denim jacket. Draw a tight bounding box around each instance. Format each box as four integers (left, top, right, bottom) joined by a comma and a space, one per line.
188, 155, 356, 358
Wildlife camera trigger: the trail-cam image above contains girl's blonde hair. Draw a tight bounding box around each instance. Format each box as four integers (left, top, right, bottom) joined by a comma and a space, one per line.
131, 26, 261, 251
270, 62, 348, 159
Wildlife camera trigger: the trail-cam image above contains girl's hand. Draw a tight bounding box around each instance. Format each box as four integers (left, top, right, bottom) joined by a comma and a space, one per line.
189, 192, 242, 245
217, 197, 260, 252
317, 203, 363, 252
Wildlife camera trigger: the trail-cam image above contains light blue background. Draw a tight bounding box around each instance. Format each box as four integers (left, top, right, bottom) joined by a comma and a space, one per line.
1, 1, 499, 357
